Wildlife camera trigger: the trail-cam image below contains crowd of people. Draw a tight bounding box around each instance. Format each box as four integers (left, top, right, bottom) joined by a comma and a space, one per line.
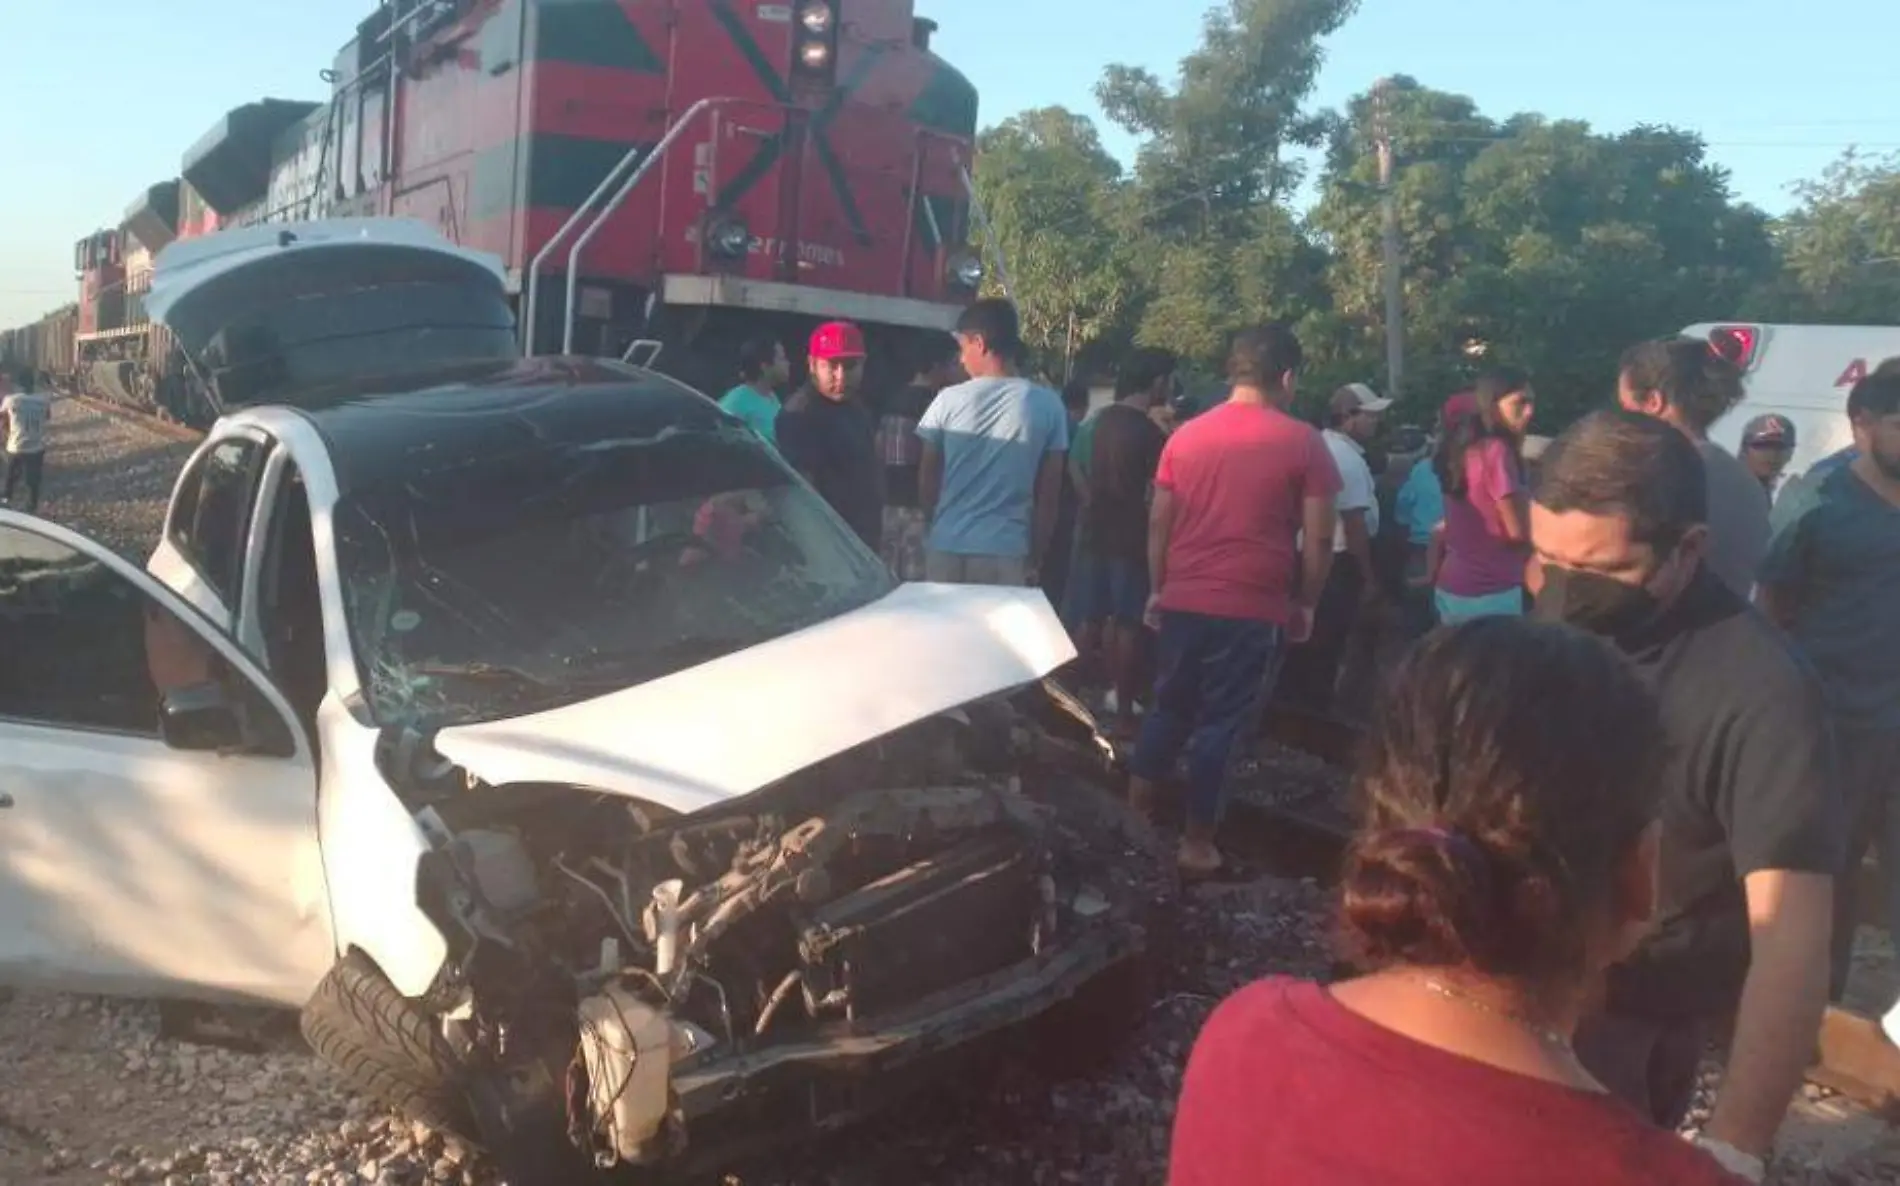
713, 300, 1900, 1183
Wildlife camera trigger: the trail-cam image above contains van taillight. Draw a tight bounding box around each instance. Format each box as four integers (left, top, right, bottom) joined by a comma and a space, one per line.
1709, 324, 1761, 371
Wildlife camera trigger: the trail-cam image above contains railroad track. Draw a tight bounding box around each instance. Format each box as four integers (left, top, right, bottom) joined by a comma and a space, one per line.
60, 389, 206, 444
1236, 702, 1900, 1120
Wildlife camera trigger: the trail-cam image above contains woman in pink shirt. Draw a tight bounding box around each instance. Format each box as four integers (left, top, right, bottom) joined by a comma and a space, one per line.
1430, 368, 1536, 623
1169, 618, 1748, 1186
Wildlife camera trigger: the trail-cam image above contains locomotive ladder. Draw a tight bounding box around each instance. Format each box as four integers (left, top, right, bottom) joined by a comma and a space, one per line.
523, 97, 726, 358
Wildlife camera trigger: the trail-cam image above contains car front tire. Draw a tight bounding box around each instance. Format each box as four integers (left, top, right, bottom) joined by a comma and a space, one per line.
300, 950, 475, 1139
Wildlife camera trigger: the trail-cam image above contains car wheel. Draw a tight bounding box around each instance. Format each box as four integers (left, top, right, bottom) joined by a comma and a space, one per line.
300, 951, 475, 1139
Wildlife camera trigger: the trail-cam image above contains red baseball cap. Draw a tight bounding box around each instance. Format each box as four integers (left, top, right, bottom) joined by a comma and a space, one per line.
809, 321, 866, 361
1441, 391, 1478, 429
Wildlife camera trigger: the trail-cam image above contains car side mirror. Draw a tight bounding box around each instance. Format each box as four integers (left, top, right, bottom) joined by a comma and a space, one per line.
159, 682, 245, 753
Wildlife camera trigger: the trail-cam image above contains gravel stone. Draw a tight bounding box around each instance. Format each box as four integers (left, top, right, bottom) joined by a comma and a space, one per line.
28, 396, 195, 559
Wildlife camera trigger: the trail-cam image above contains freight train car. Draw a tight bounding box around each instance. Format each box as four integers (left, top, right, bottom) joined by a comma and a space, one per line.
63, 182, 204, 421
0, 305, 78, 388
29, 0, 989, 421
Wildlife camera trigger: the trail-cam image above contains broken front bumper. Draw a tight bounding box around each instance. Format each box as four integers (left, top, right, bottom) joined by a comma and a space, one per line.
666, 922, 1147, 1173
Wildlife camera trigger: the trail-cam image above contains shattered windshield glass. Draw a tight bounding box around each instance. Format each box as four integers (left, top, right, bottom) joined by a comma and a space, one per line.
332, 423, 895, 729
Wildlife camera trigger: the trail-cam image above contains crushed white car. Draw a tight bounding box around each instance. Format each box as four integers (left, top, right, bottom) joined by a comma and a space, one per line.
0, 344, 1153, 1179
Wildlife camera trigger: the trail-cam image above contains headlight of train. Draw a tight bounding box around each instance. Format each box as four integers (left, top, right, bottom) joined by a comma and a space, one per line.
798, 2, 834, 34
708, 219, 750, 260
798, 41, 832, 70
948, 252, 985, 290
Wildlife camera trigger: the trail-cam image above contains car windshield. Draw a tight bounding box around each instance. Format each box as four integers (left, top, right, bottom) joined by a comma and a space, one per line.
332, 422, 895, 729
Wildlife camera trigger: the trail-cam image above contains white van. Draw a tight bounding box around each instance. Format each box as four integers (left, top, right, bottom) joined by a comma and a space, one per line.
1678, 323, 1900, 479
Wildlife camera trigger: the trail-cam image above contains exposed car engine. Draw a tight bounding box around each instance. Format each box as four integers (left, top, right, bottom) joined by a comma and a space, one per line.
378, 693, 1146, 1176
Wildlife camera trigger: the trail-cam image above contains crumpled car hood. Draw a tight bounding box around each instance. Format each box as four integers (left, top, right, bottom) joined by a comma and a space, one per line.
432, 583, 1076, 815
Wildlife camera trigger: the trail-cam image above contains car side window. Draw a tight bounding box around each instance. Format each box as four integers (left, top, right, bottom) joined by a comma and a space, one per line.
0, 522, 294, 756
168, 438, 265, 610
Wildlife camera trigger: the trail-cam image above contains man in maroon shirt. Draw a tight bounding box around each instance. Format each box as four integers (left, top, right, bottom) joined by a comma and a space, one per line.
1127, 325, 1340, 876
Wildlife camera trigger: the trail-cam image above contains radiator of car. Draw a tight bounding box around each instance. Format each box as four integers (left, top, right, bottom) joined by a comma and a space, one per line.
796, 833, 1040, 1018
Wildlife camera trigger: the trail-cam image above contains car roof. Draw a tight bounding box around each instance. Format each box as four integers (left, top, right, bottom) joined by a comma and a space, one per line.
286, 356, 731, 496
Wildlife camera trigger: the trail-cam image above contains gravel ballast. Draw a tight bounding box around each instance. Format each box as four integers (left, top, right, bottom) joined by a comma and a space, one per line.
26, 397, 194, 558
7, 395, 1895, 1185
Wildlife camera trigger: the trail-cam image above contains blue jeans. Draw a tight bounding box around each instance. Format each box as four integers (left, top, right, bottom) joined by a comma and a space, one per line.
1400, 545, 1438, 641
1129, 611, 1285, 831
1062, 531, 1103, 632
1099, 557, 1150, 625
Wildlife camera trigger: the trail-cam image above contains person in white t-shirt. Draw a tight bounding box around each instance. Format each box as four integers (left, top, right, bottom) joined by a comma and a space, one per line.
1279, 382, 1390, 714
0, 372, 52, 514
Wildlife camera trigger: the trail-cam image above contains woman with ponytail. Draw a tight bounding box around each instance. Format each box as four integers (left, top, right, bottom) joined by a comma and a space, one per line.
1168, 618, 1747, 1185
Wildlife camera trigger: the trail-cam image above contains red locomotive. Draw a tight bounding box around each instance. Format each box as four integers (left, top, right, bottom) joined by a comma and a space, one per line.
7, 0, 986, 415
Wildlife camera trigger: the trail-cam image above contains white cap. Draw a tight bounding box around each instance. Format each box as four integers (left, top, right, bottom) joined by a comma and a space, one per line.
1331, 382, 1394, 416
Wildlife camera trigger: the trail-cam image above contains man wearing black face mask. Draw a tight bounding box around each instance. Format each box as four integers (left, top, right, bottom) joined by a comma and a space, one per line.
1530, 409, 1843, 1183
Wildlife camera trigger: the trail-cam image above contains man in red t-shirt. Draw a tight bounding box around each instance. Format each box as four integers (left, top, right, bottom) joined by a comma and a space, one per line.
1127, 325, 1341, 876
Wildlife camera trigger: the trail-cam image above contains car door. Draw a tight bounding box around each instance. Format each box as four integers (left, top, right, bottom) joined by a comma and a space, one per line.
147, 426, 271, 632
0, 509, 335, 1009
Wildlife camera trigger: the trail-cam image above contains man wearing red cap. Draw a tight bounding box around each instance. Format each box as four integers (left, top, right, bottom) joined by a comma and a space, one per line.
777, 321, 884, 550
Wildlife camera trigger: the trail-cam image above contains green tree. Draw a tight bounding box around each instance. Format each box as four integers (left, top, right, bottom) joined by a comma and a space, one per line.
1133, 207, 1332, 371
1095, 0, 1359, 371
1100, 0, 1361, 236
1752, 151, 1900, 324
970, 107, 1136, 378
1314, 79, 1774, 428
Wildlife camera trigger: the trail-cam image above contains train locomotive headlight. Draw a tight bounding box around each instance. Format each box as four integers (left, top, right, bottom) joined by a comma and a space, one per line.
948, 252, 985, 290
798, 1, 834, 33
708, 218, 751, 260
793, 1, 839, 78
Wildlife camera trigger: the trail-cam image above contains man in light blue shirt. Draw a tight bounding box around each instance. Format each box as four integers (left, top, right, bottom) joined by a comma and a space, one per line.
917, 299, 1069, 586
1771, 445, 1856, 540
717, 336, 789, 448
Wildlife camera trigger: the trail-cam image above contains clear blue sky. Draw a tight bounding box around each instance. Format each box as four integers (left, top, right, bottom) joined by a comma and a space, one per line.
5, 0, 1898, 328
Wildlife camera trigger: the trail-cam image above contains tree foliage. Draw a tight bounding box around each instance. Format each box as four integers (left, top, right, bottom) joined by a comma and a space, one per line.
1099, 0, 1360, 237
1093, 0, 1358, 375
1751, 151, 1900, 324
1314, 77, 1773, 424
969, 11, 1893, 432
970, 107, 1136, 377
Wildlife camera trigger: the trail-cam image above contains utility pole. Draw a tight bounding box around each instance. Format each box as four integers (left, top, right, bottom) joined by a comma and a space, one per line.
1372, 77, 1404, 401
